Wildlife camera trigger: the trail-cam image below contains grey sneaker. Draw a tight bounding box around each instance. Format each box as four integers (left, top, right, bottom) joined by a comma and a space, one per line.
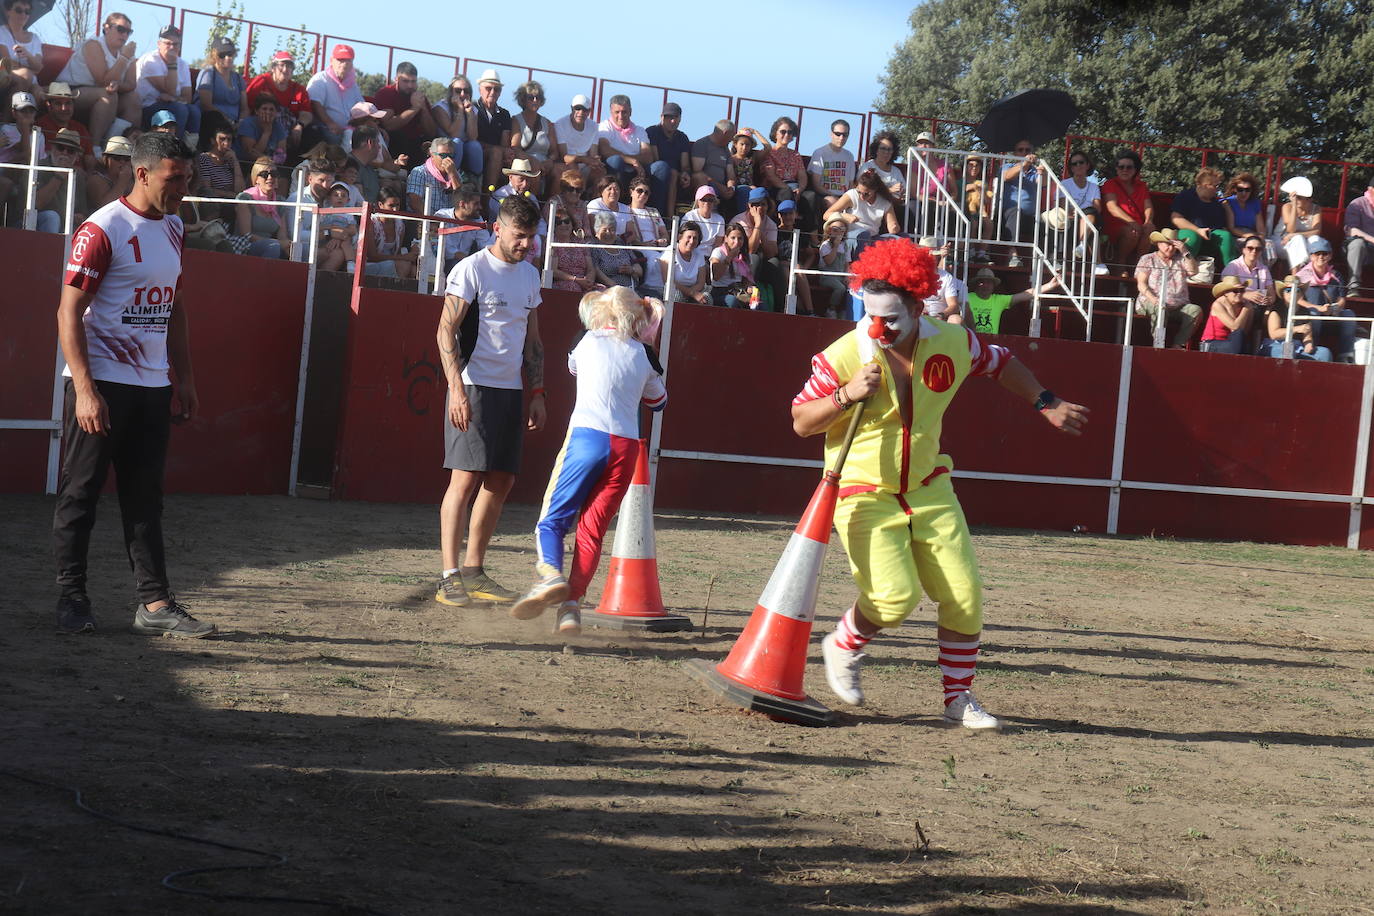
554, 600, 581, 634
56, 594, 96, 635
435, 573, 470, 607
132, 599, 216, 639
821, 630, 865, 706
511, 564, 569, 620
464, 569, 518, 602
942, 691, 1001, 730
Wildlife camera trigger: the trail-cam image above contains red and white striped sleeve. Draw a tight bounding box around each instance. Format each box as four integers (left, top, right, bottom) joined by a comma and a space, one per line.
966, 326, 1011, 379
792, 352, 841, 405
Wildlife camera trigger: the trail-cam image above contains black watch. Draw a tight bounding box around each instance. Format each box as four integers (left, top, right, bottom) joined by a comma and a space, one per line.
1033, 389, 1057, 412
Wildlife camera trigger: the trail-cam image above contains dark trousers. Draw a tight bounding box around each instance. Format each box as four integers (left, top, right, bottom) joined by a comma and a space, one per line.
53, 379, 173, 603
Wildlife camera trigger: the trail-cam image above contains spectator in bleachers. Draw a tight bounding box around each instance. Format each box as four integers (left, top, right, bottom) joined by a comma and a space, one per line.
432, 76, 482, 180
1343, 174, 1374, 296
305, 44, 362, 146
1000, 139, 1045, 264
487, 158, 541, 224
86, 135, 132, 209
37, 83, 94, 170
1295, 237, 1356, 362
816, 213, 854, 315
1170, 166, 1235, 274
553, 169, 589, 238
734, 187, 781, 309
365, 187, 419, 279
287, 157, 335, 257
708, 222, 755, 308
32, 128, 85, 231
806, 119, 856, 218
1221, 172, 1267, 243
409, 136, 461, 215
589, 210, 641, 289
628, 176, 668, 297
911, 130, 952, 232
0, 0, 45, 103
585, 174, 640, 244
661, 222, 709, 304
682, 184, 724, 248
1048, 150, 1107, 274
823, 169, 900, 243
195, 37, 246, 152
597, 94, 655, 192
317, 181, 360, 267
691, 119, 737, 211
509, 81, 557, 195
859, 130, 906, 205
549, 209, 594, 292
235, 158, 290, 259
1, 94, 44, 205
136, 26, 198, 140
1135, 228, 1201, 348
372, 62, 436, 165
194, 123, 243, 197
148, 108, 178, 134
553, 93, 602, 188
343, 102, 392, 158
435, 187, 491, 265
962, 155, 994, 263
727, 129, 760, 213
236, 93, 286, 164
965, 267, 1059, 335
760, 117, 807, 214
473, 69, 512, 194
646, 102, 692, 216
918, 235, 964, 323
1220, 235, 1275, 331
1270, 175, 1323, 272
775, 198, 816, 315
244, 52, 312, 156
350, 124, 404, 202
1262, 276, 1329, 360
1198, 276, 1257, 354
1102, 148, 1155, 263
55, 11, 141, 146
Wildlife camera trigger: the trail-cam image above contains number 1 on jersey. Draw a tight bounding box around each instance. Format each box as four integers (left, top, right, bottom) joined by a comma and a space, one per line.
127, 237, 143, 263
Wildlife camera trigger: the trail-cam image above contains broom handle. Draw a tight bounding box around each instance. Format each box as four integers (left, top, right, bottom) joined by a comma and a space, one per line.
827, 400, 866, 478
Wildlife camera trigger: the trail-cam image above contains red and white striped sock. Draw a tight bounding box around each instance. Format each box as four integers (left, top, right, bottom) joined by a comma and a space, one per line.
833, 606, 873, 652
939, 637, 980, 706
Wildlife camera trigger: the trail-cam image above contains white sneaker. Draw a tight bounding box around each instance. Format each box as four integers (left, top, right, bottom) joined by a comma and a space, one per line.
1007, 254, 1023, 268
1093, 262, 1109, 276
942, 691, 1001, 730
554, 600, 581, 634
510, 563, 569, 620
821, 630, 865, 706
1072, 243, 1085, 258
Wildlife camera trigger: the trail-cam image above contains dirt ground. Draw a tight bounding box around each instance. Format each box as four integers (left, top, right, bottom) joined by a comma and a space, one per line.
1, 492, 1372, 916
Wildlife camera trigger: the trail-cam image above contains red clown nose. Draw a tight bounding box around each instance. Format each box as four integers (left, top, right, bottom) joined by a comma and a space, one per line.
867, 315, 898, 344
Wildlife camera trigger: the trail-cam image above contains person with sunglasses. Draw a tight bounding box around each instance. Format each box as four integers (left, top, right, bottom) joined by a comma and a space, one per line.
806, 119, 856, 217
553, 93, 604, 187
1101, 148, 1155, 263
0, 0, 45, 103
508, 80, 558, 197
194, 37, 247, 151
761, 116, 809, 217
55, 11, 141, 146
1170, 165, 1236, 275
408, 136, 461, 215
1221, 172, 1267, 244
136, 26, 199, 140
1294, 238, 1357, 362
999, 138, 1046, 265
245, 52, 313, 155
432, 76, 483, 179
1049, 150, 1108, 275
1220, 234, 1276, 353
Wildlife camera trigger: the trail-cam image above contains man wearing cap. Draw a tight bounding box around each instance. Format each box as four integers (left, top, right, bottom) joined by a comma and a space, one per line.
1342, 174, 1374, 296
966, 268, 1060, 335
1135, 228, 1202, 348
473, 70, 513, 195
733, 187, 781, 309
38, 82, 95, 170
1199, 276, 1257, 354
646, 102, 692, 216
87, 135, 134, 209
911, 131, 953, 234
1295, 236, 1357, 362
149, 109, 179, 134
806, 119, 856, 217
691, 120, 737, 212
32, 128, 88, 231
596, 94, 654, 190
245, 51, 313, 154
408, 136, 461, 215
136, 26, 199, 139
306, 44, 363, 145
775, 198, 817, 315
372, 61, 436, 165
554, 94, 603, 185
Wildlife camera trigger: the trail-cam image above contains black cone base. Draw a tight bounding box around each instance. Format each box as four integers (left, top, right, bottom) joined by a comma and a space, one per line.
683, 659, 833, 726
584, 611, 693, 633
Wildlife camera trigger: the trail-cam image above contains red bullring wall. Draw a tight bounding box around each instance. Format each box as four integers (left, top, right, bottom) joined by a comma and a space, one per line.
4, 238, 1371, 548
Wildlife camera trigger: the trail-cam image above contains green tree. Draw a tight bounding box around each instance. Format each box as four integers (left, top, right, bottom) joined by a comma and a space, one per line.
877, 0, 1374, 200
55, 0, 95, 49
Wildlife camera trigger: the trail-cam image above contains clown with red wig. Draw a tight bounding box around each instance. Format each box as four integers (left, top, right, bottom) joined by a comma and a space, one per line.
791, 238, 1089, 729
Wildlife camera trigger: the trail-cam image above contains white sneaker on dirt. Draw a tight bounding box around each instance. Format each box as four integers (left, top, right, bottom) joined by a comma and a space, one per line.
554, 600, 581, 635
510, 563, 569, 620
822, 631, 865, 706
942, 691, 1001, 730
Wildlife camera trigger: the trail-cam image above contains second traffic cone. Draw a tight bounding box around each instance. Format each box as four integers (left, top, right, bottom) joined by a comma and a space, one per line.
586, 439, 692, 633
683, 471, 839, 726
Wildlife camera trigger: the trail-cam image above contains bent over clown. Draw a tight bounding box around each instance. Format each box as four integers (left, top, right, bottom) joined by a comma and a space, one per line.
790, 238, 1089, 729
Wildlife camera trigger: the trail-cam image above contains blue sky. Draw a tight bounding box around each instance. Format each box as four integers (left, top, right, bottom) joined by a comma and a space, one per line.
81, 0, 915, 155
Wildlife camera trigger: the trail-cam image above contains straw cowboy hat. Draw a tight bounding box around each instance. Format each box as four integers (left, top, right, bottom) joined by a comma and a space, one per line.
972, 267, 1001, 286
1148, 228, 1179, 244
1211, 276, 1246, 298
503, 158, 539, 178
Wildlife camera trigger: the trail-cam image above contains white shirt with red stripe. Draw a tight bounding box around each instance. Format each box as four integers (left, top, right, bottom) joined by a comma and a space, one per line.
63, 197, 185, 388
567, 330, 667, 439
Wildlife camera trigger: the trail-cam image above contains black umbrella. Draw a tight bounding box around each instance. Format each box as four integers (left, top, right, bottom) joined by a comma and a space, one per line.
24, 0, 57, 28
975, 89, 1078, 153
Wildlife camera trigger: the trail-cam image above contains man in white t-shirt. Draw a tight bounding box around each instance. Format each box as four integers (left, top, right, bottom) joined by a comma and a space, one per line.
53, 132, 215, 638
435, 195, 547, 608
806, 119, 857, 215
554, 93, 604, 186
135, 25, 199, 139
596, 93, 654, 190
918, 235, 967, 322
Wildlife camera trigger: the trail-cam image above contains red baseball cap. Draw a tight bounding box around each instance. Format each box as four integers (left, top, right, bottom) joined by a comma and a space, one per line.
331, 43, 354, 61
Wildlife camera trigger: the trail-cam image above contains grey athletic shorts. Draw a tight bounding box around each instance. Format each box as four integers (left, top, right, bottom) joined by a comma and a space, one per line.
443, 384, 525, 473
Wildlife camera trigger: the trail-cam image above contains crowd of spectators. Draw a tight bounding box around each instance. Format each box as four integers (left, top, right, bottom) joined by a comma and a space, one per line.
1, 15, 1369, 348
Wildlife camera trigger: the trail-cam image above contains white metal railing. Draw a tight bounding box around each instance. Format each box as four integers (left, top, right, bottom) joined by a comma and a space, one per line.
783, 229, 853, 316
540, 200, 678, 298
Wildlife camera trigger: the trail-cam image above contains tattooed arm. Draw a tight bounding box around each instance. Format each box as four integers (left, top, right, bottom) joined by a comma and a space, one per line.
523, 308, 546, 431
438, 293, 472, 430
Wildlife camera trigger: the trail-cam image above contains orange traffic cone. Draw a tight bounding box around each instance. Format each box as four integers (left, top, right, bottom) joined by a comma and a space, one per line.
585, 439, 692, 633
684, 470, 840, 726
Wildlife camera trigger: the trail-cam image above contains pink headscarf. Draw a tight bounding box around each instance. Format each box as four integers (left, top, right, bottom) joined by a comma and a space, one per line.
243, 185, 284, 229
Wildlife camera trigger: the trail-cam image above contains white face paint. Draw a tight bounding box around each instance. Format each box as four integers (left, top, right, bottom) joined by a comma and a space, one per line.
858, 290, 917, 350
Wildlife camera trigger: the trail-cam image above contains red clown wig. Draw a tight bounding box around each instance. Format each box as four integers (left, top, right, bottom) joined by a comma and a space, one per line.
848, 237, 939, 301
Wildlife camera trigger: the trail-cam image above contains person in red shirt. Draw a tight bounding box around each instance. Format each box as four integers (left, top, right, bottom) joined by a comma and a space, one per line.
244, 51, 313, 155
37, 82, 95, 170
371, 61, 436, 165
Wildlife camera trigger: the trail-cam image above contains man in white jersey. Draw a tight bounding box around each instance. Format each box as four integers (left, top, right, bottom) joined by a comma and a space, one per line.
434, 195, 547, 607
53, 131, 215, 638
